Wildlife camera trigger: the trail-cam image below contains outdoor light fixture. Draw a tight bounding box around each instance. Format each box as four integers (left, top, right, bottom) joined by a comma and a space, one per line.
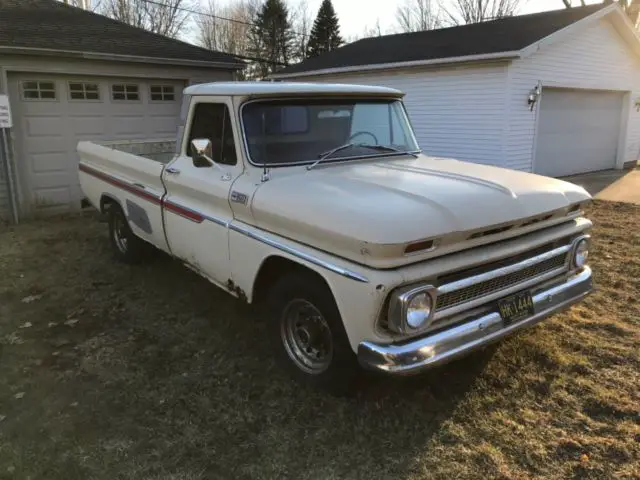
635, 98, 640, 112
528, 84, 541, 111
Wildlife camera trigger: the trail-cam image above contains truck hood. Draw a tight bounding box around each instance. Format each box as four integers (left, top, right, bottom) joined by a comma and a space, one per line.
250, 156, 591, 268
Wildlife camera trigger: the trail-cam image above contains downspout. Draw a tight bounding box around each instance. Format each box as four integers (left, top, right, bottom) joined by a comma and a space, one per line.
1, 128, 18, 224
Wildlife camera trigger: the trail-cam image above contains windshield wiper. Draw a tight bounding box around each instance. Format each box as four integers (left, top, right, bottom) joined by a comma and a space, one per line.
308, 143, 418, 170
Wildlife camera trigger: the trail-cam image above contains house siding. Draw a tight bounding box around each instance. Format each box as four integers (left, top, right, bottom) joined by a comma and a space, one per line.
293, 64, 510, 166
506, 17, 640, 171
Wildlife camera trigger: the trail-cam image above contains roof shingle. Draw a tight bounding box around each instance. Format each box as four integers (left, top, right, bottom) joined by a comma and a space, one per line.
277, 4, 608, 76
0, 0, 243, 67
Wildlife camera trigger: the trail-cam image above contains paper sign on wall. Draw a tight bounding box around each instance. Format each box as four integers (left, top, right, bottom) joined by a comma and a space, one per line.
0, 94, 12, 128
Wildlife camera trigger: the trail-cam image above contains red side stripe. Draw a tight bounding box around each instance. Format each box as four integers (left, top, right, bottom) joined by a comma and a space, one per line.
162, 200, 205, 223
79, 163, 161, 205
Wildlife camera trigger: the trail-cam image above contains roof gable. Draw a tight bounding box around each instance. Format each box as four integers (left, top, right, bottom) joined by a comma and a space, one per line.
0, 0, 243, 68
274, 3, 609, 77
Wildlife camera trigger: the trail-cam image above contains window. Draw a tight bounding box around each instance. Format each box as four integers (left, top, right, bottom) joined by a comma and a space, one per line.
112, 84, 139, 101
22, 81, 56, 100
187, 103, 237, 166
242, 99, 418, 166
69, 82, 100, 100
150, 85, 175, 101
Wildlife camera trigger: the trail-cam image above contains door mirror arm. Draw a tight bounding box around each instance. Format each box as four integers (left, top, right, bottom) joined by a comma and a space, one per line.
190, 138, 224, 172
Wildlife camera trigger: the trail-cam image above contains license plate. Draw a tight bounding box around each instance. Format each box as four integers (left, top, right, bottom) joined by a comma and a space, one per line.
497, 291, 534, 325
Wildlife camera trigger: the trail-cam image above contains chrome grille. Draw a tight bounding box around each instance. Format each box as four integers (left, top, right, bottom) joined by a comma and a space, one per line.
435, 252, 567, 311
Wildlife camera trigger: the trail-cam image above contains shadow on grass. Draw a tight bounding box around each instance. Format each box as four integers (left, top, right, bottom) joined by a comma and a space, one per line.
1, 240, 493, 480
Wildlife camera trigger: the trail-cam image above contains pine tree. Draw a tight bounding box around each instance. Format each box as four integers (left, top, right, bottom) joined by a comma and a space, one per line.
248, 0, 294, 78
306, 0, 343, 58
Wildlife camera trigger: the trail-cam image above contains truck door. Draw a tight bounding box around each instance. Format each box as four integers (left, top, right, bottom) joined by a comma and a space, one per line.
161, 97, 243, 288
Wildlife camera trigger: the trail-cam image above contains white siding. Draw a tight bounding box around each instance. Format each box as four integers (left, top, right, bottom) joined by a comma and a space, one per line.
506, 17, 640, 172
294, 64, 509, 166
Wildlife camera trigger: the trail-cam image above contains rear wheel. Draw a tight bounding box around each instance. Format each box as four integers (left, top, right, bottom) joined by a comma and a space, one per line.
107, 205, 148, 264
266, 272, 360, 394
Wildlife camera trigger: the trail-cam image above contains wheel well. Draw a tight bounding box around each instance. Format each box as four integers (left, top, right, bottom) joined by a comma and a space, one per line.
252, 256, 332, 305
99, 194, 120, 214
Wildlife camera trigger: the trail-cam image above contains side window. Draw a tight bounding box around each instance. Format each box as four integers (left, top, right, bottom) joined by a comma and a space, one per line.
187, 103, 237, 166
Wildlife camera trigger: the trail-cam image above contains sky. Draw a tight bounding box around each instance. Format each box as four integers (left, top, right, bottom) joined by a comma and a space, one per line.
290, 0, 603, 39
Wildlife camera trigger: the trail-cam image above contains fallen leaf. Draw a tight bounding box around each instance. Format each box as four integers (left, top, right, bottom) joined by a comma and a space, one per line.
0, 415, 6, 422
14, 392, 25, 399
18, 322, 32, 329
64, 319, 79, 327
52, 351, 60, 356
21, 295, 42, 304
70, 402, 78, 407
48, 322, 58, 328
580, 454, 589, 463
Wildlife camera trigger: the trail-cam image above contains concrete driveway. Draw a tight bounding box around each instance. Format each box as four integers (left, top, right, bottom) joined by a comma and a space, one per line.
564, 168, 640, 204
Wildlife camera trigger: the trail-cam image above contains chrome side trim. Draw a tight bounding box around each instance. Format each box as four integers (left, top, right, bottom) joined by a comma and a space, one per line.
157, 196, 369, 283
359, 267, 593, 375
436, 243, 572, 295
228, 223, 370, 283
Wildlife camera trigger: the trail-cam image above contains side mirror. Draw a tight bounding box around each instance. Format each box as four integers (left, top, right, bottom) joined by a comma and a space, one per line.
190, 138, 214, 168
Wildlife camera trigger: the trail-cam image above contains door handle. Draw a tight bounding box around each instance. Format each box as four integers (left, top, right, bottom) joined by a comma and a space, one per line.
166, 167, 180, 175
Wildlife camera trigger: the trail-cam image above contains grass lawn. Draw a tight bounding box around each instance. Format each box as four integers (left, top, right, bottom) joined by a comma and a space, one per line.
0, 201, 638, 479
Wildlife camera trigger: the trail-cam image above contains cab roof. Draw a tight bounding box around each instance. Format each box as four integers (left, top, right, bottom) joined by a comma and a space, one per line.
183, 81, 404, 98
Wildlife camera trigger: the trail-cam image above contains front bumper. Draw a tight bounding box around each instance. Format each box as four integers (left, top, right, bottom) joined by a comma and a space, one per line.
358, 266, 593, 375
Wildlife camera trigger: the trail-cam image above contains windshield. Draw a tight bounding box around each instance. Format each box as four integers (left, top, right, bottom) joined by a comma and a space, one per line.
241, 98, 419, 166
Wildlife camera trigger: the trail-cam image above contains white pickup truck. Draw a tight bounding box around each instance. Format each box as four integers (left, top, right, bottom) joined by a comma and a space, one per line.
78, 82, 593, 392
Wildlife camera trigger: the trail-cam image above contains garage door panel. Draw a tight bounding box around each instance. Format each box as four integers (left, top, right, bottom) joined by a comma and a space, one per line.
31, 186, 71, 208
24, 116, 66, 137
69, 116, 107, 135
10, 73, 184, 211
535, 88, 623, 177
31, 152, 70, 172
25, 136, 68, 155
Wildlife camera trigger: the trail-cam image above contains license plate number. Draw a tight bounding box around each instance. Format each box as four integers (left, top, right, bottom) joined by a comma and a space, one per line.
497, 291, 534, 325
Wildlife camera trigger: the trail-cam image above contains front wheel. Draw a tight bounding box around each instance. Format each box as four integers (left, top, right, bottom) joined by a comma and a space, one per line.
266, 272, 360, 394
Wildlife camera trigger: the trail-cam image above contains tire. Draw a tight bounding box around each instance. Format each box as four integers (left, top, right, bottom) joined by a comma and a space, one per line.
107, 204, 149, 264
265, 272, 360, 395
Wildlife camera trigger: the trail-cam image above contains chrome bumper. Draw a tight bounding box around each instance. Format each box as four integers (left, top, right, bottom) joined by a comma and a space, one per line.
358, 266, 593, 375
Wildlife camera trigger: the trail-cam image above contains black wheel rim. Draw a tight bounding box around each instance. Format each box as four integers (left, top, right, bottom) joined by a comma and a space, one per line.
280, 299, 333, 374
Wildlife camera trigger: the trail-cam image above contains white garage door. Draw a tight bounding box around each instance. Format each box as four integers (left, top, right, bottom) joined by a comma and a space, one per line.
8, 73, 184, 211
534, 88, 624, 177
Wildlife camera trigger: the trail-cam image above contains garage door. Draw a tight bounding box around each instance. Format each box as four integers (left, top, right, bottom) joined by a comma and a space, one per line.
8, 73, 184, 211
534, 88, 624, 177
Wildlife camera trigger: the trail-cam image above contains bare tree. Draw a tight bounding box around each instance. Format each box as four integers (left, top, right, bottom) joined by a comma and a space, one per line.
562, 1, 640, 25
197, 0, 257, 56
290, 0, 313, 61
100, 0, 194, 38
440, 0, 525, 25
359, 18, 383, 38
396, 0, 441, 32
59, 0, 103, 11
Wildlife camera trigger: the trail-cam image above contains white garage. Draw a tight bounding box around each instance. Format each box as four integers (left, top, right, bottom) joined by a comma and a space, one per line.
0, 0, 244, 222
273, 3, 640, 177
8, 74, 185, 210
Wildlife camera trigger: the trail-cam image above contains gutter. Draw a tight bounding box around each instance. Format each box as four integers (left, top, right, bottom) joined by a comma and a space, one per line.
0, 46, 245, 70
270, 51, 521, 79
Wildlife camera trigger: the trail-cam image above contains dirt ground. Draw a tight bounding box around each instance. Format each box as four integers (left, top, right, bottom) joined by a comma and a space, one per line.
0, 201, 638, 479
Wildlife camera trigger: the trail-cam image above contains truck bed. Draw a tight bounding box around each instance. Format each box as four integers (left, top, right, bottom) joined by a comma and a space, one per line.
98, 139, 176, 164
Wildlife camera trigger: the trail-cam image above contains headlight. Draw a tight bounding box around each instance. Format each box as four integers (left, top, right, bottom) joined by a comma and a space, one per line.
387, 285, 437, 334
573, 238, 589, 268
406, 292, 433, 329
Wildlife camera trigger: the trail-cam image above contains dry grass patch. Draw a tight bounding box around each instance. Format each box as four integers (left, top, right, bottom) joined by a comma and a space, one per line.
0, 201, 638, 479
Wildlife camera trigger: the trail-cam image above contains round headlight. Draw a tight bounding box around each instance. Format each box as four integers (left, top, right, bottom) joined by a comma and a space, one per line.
574, 238, 589, 268
406, 292, 433, 329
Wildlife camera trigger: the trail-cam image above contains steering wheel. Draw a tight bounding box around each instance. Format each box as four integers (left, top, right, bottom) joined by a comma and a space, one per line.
348, 131, 378, 144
